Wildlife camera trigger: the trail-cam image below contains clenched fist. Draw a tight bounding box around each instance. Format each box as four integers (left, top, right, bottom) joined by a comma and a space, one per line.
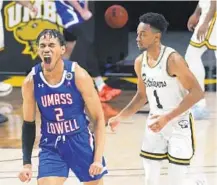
18, 164, 32, 183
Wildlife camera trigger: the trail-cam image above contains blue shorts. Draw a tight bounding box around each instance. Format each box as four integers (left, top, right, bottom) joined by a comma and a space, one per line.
37, 128, 108, 182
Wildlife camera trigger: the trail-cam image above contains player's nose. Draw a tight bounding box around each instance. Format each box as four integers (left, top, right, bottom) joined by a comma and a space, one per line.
43, 46, 51, 53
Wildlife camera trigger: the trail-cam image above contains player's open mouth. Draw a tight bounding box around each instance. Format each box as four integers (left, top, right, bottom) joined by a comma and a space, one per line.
44, 56, 51, 64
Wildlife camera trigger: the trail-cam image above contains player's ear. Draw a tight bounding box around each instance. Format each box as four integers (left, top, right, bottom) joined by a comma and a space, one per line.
61, 45, 66, 55
155, 32, 161, 41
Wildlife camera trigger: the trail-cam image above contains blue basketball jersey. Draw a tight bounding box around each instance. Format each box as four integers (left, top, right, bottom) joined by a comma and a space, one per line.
55, 0, 85, 29
32, 60, 89, 136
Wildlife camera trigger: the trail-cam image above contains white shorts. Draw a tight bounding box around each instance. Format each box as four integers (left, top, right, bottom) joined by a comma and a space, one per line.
190, 12, 216, 50
0, 1, 4, 51
140, 113, 195, 165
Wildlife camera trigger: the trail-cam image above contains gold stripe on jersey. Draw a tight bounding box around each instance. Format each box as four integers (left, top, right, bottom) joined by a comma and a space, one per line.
190, 40, 206, 48
189, 113, 196, 156
0, 47, 4, 51
140, 150, 167, 160
190, 12, 217, 50
205, 12, 216, 41
168, 113, 195, 165
205, 12, 217, 50
167, 153, 191, 165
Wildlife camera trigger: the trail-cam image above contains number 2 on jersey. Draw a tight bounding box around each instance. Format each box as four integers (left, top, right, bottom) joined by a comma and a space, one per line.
55, 108, 64, 121
153, 90, 163, 109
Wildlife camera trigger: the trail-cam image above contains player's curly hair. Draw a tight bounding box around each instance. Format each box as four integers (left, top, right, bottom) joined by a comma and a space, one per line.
36, 29, 66, 46
139, 12, 169, 33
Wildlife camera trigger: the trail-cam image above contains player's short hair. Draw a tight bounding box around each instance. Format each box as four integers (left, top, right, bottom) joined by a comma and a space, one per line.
139, 12, 169, 33
36, 29, 66, 46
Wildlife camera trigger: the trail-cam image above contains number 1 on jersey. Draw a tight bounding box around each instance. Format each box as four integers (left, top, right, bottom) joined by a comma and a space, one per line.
153, 90, 163, 109
55, 108, 64, 121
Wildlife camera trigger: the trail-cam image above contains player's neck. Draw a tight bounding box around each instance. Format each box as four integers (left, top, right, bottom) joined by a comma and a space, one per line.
147, 43, 162, 61
43, 59, 64, 84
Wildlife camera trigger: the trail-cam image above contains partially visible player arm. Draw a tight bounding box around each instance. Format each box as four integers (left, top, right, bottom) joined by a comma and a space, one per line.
75, 64, 105, 172
16, 1, 38, 17
21, 73, 36, 166
68, 0, 85, 14
16, 1, 33, 9
111, 54, 148, 121
68, 0, 90, 13
187, 3, 201, 31
203, 0, 216, 25
18, 73, 36, 182
197, 1, 216, 40
193, 4, 201, 17
16, 1, 37, 11
67, 0, 92, 20
166, 53, 204, 121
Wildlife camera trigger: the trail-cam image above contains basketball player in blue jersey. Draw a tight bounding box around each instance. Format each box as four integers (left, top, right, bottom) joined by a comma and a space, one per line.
18, 29, 107, 185
109, 13, 204, 185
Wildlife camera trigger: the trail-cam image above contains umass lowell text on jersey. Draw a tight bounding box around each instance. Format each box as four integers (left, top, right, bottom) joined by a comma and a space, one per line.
33, 60, 89, 136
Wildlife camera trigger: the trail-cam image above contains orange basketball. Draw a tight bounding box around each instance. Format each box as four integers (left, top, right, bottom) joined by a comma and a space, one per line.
104, 5, 128, 29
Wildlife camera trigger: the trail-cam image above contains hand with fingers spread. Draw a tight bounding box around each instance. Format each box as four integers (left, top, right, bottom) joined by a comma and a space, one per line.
18, 164, 32, 183
89, 161, 103, 177
197, 22, 209, 43
148, 114, 170, 133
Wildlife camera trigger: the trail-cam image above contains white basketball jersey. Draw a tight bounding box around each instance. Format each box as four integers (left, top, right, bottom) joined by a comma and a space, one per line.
141, 46, 188, 115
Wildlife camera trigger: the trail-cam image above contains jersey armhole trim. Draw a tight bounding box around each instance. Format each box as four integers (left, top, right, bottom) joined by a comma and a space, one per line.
166, 51, 177, 77
71, 62, 77, 72
30, 67, 36, 76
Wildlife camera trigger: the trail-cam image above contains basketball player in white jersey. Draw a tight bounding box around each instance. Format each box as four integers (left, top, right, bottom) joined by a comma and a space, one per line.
0, 0, 37, 97
109, 12, 204, 185
185, 0, 216, 120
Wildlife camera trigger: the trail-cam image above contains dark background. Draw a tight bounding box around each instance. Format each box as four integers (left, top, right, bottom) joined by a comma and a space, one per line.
0, 1, 198, 74
95, 1, 198, 31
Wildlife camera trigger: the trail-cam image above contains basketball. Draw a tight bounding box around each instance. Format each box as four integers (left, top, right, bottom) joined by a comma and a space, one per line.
104, 5, 128, 29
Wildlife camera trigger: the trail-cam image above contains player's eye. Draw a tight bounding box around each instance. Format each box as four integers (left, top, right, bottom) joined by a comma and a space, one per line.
39, 44, 45, 48
49, 44, 55, 48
